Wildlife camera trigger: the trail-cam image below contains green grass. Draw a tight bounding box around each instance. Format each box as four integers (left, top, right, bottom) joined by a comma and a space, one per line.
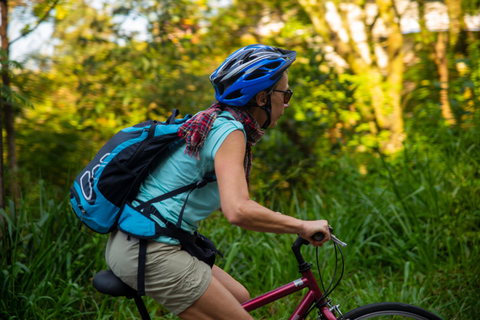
1, 126, 479, 319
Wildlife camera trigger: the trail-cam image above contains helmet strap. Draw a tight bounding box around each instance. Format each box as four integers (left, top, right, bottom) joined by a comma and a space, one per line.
259, 96, 272, 129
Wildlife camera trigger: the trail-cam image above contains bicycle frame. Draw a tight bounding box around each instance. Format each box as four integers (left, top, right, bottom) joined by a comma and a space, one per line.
241, 236, 337, 320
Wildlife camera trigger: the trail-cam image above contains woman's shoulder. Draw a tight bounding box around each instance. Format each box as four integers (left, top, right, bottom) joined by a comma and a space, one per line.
201, 111, 246, 160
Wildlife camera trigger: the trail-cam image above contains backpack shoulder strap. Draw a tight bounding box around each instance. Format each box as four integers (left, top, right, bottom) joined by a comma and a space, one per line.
134, 173, 217, 211
166, 109, 180, 124
217, 115, 235, 121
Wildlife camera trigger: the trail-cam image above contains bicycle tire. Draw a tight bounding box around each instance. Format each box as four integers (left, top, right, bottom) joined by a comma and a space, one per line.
341, 302, 443, 320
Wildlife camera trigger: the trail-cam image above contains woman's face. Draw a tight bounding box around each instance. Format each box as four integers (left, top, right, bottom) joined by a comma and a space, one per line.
268, 74, 290, 128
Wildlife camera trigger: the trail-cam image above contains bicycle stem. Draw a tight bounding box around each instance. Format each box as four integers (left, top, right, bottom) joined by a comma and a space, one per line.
291, 236, 312, 273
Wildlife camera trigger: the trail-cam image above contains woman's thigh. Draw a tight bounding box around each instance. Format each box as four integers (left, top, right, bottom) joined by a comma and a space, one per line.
178, 275, 253, 320
212, 265, 250, 303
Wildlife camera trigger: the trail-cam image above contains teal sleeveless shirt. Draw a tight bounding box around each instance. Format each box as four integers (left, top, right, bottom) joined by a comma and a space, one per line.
134, 111, 246, 244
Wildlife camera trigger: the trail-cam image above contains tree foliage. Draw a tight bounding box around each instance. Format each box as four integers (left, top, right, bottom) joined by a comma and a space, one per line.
5, 0, 480, 194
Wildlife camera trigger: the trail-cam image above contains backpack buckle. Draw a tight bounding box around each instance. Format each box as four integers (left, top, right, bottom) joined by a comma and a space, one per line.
196, 174, 216, 189
196, 179, 208, 189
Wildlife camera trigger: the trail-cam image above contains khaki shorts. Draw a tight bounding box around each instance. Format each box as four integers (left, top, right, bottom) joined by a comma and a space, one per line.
105, 229, 212, 315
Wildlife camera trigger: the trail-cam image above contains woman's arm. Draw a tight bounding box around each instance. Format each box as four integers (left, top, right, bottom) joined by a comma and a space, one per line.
215, 130, 330, 246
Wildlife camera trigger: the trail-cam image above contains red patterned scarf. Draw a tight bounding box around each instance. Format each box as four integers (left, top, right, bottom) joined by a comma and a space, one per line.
178, 103, 264, 185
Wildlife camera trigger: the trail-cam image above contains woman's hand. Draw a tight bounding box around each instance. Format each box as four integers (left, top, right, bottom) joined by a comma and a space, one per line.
300, 220, 331, 247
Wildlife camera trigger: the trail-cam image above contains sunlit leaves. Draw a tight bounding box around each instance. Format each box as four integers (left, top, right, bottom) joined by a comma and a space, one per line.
0, 50, 33, 109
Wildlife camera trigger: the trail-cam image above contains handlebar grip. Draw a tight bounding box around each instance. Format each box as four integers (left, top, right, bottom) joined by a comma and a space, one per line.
313, 232, 325, 241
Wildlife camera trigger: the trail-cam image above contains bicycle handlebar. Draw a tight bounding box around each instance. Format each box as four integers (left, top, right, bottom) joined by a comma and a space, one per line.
312, 227, 347, 247
313, 232, 325, 241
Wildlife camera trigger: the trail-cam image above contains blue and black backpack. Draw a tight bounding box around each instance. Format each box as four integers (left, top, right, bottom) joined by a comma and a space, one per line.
70, 109, 216, 236
70, 109, 219, 295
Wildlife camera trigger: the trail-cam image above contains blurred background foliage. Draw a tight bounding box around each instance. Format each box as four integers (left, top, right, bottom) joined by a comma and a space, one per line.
1, 0, 480, 319
7, 0, 478, 195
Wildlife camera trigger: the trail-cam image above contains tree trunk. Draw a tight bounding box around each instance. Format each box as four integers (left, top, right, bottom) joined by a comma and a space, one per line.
434, 32, 456, 125
4, 94, 18, 200
0, 0, 7, 222
418, 0, 456, 126
368, 68, 387, 129
444, 0, 463, 48
375, 0, 405, 152
444, 0, 464, 124
0, 0, 19, 203
0, 93, 4, 235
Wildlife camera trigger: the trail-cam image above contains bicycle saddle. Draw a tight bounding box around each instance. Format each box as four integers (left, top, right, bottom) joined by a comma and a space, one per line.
93, 270, 137, 299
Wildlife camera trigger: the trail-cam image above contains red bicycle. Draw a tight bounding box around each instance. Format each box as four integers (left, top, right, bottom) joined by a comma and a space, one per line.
93, 229, 444, 319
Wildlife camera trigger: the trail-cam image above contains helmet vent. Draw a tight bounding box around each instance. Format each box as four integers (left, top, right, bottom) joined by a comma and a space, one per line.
224, 58, 237, 71
264, 61, 282, 69
224, 89, 243, 100
245, 73, 265, 81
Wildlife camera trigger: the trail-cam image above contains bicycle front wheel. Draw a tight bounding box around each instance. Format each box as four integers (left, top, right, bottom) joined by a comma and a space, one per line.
341, 302, 443, 320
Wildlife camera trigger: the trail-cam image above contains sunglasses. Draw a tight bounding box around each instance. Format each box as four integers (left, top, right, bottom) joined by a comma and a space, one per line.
273, 89, 293, 104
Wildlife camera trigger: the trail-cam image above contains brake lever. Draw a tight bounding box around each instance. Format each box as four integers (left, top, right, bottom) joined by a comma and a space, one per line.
330, 234, 347, 247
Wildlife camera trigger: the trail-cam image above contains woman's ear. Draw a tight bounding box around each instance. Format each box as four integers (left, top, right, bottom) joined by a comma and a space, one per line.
255, 91, 268, 106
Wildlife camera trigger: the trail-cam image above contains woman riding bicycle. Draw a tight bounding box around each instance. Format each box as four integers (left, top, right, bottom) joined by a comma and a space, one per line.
105, 44, 331, 320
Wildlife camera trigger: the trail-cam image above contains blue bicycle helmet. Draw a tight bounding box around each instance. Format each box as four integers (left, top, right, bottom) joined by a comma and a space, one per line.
210, 44, 296, 107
